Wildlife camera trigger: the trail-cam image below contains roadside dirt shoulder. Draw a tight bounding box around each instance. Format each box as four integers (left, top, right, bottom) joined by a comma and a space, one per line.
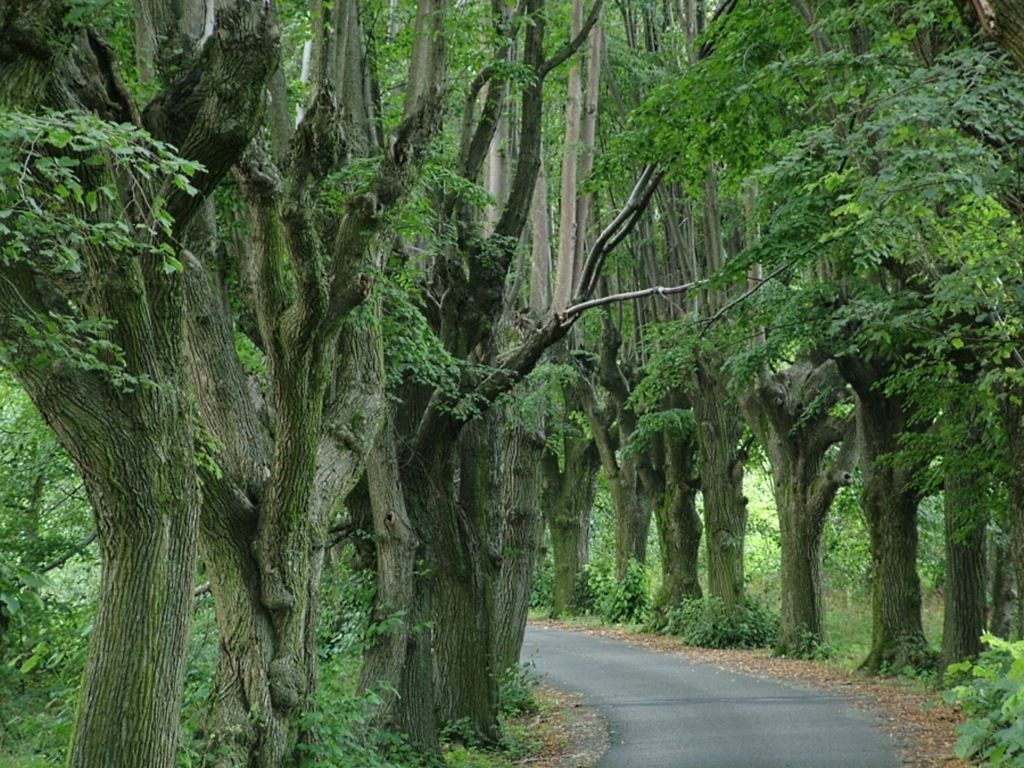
516, 685, 609, 768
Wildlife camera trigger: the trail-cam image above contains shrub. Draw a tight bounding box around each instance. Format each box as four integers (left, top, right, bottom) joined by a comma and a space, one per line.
661, 596, 779, 649
569, 568, 598, 615
593, 559, 650, 625
528, 557, 555, 611
945, 634, 1024, 767
498, 662, 539, 717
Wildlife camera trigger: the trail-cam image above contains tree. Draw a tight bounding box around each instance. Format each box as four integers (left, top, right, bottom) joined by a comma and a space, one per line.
0, 3, 277, 764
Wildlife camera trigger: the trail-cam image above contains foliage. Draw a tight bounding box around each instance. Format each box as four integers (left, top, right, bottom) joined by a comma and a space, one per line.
0, 110, 199, 386
660, 596, 779, 650
586, 559, 650, 625
497, 663, 539, 718
945, 635, 1024, 766
528, 554, 555, 611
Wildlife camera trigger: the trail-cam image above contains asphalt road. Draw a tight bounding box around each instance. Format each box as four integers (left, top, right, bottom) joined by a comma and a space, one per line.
521, 627, 901, 768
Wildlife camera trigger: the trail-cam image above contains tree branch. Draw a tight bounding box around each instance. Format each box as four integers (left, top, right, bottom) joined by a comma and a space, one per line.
538, 0, 605, 78
41, 529, 98, 573
559, 282, 701, 326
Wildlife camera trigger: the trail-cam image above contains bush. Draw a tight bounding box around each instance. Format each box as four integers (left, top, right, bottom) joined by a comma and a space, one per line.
591, 559, 650, 625
569, 567, 598, 615
945, 634, 1024, 767
661, 596, 779, 649
497, 663, 539, 717
528, 557, 555, 611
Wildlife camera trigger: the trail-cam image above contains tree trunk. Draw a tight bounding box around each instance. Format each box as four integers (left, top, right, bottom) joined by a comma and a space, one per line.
198, 344, 334, 767
941, 402, 988, 672
543, 435, 598, 616
609, 464, 650, 579
740, 360, 855, 655
989, 535, 1016, 639
419, 422, 500, 743
969, 0, 1024, 67
357, 417, 435, 747
62, 397, 199, 768
694, 363, 747, 609
579, 373, 650, 581
493, 422, 546, 674
13, 362, 199, 768
1000, 395, 1024, 640
854, 387, 931, 673
645, 425, 702, 611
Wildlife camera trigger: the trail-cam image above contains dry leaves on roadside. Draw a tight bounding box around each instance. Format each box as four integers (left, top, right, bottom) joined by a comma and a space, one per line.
514, 686, 608, 768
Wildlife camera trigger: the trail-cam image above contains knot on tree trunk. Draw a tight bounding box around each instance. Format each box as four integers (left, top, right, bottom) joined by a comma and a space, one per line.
268, 656, 303, 710
258, 566, 296, 611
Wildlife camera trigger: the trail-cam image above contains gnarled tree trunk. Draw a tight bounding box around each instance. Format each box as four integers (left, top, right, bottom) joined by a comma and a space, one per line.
846, 375, 931, 673
695, 363, 747, 610
741, 360, 856, 655
493, 422, 546, 673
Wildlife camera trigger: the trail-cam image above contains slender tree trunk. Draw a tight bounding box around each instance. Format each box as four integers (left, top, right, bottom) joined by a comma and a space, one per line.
543, 435, 598, 616
989, 535, 1016, 639
695, 363, 747, 609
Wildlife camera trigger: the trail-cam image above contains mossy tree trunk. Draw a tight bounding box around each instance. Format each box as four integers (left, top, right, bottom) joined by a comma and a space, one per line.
543, 432, 599, 616
358, 416, 437, 751
493, 421, 547, 673
694, 362, 748, 610
638, 393, 703, 613
840, 359, 931, 673
941, 399, 988, 672
178, 0, 447, 760
0, 4, 277, 765
741, 359, 856, 655
580, 318, 651, 580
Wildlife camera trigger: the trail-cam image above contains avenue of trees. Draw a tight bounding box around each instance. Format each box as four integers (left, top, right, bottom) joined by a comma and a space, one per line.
2, 0, 1024, 765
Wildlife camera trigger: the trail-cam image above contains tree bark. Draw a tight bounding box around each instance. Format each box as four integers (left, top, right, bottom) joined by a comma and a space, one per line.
740, 360, 856, 655
637, 396, 702, 613
694, 362, 747, 609
1000, 394, 1024, 639
988, 535, 1016, 639
845, 375, 931, 673
493, 422, 546, 674
357, 416, 431, 745
410, 420, 500, 744
543, 434, 598, 616
967, 0, 1024, 67
941, 401, 988, 672
0, 4, 275, 765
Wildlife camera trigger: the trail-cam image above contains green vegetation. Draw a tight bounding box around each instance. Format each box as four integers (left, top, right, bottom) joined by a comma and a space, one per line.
946, 636, 1024, 766
3, 0, 1024, 766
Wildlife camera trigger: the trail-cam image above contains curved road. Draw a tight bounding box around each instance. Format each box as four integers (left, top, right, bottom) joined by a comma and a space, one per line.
521, 627, 900, 768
